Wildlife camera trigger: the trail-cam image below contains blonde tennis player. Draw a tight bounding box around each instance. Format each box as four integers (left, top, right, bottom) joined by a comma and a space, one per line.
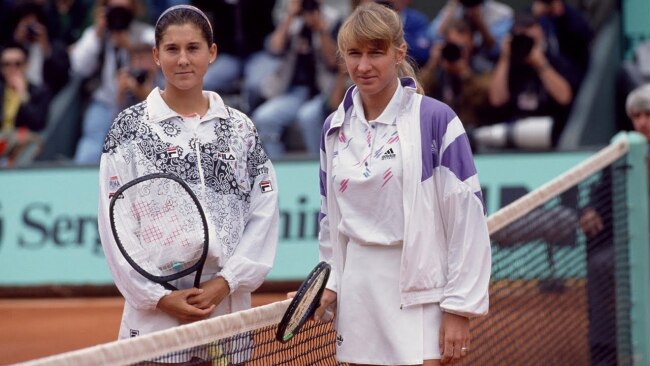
314, 3, 492, 365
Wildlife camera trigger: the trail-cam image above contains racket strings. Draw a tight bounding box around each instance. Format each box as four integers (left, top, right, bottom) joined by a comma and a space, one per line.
286, 271, 328, 334
112, 177, 207, 277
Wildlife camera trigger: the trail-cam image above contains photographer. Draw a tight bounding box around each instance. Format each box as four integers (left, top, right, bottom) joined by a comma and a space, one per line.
427, 0, 513, 62
251, 0, 342, 158
70, 0, 154, 164
476, 12, 577, 150
419, 18, 494, 128
532, 0, 592, 85
192, 0, 278, 112
116, 42, 161, 111
8, 1, 72, 94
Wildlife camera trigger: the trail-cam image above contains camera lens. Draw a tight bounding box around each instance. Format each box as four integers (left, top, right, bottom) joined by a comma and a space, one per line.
106, 6, 134, 31
510, 34, 534, 63
129, 68, 148, 85
441, 43, 463, 63
26, 24, 38, 41
459, 0, 484, 8
301, 0, 320, 13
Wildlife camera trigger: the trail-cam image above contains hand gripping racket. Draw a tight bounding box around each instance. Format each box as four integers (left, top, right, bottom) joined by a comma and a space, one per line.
276, 261, 331, 343
109, 173, 209, 291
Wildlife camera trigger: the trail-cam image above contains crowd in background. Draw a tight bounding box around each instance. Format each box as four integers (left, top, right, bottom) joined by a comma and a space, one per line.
0, 0, 640, 166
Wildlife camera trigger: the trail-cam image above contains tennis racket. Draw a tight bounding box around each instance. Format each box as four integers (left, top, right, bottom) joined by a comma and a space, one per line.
276, 261, 331, 343
109, 173, 209, 291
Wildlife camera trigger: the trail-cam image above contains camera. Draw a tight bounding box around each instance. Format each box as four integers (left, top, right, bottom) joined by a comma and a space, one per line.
441, 43, 463, 63
510, 34, 534, 64
459, 0, 484, 8
128, 68, 149, 85
301, 0, 320, 13
106, 6, 134, 31
26, 24, 39, 42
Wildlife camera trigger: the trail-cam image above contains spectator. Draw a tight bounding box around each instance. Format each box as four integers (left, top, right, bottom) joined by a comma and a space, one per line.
428, 0, 513, 62
192, 0, 279, 113
7, 1, 73, 94
578, 84, 650, 366
298, 57, 353, 157
116, 42, 162, 112
43, 0, 93, 49
418, 18, 494, 128
532, 0, 593, 85
252, 0, 342, 158
70, 0, 154, 164
624, 84, 650, 147
476, 12, 577, 150
0, 41, 52, 167
616, 40, 650, 132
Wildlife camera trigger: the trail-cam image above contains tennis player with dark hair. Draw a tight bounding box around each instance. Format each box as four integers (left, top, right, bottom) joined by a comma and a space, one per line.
314, 3, 491, 365
97, 5, 279, 339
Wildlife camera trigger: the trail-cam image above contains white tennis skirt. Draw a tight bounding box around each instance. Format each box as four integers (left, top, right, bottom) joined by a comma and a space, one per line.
336, 240, 442, 365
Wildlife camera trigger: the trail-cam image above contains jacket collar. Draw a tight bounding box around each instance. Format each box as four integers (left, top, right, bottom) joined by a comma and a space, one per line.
329, 77, 418, 133
145, 87, 230, 124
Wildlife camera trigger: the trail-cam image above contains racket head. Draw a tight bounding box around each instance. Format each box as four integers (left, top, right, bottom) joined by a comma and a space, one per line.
108, 173, 209, 290
275, 261, 331, 343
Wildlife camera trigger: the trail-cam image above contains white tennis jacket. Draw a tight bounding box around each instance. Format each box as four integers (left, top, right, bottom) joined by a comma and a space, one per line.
98, 88, 279, 338
319, 78, 491, 317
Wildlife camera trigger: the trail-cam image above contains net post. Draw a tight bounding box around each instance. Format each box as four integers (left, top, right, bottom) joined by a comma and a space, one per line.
616, 131, 650, 366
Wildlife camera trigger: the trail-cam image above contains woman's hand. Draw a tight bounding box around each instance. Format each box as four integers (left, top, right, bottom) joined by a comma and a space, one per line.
188, 276, 231, 310
313, 289, 337, 322
287, 288, 336, 322
439, 312, 470, 365
156, 288, 216, 323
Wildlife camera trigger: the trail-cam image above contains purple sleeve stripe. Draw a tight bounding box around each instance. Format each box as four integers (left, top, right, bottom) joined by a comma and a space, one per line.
320, 168, 327, 197
475, 191, 487, 215
440, 134, 477, 182
343, 85, 355, 110
419, 96, 458, 181
320, 113, 336, 152
319, 211, 326, 222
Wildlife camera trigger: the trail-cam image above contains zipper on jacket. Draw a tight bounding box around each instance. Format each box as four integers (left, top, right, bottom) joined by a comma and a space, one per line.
193, 130, 206, 187
182, 113, 205, 188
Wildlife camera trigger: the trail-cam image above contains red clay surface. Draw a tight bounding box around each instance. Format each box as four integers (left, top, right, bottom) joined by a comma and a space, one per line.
1, 280, 596, 365
0, 294, 286, 365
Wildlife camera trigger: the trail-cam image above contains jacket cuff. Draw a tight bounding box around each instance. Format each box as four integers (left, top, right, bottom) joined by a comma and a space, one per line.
218, 268, 237, 295
148, 288, 173, 311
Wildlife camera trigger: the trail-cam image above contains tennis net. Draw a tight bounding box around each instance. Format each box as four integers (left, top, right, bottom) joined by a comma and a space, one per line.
18, 134, 648, 366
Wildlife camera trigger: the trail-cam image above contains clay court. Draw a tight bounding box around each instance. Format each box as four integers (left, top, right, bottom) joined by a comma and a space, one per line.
0, 280, 599, 366
0, 294, 285, 365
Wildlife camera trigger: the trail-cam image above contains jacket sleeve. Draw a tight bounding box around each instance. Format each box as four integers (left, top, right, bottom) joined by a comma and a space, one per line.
15, 84, 51, 132
70, 27, 103, 78
97, 149, 171, 310
218, 119, 279, 294
437, 116, 492, 318
318, 115, 337, 293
